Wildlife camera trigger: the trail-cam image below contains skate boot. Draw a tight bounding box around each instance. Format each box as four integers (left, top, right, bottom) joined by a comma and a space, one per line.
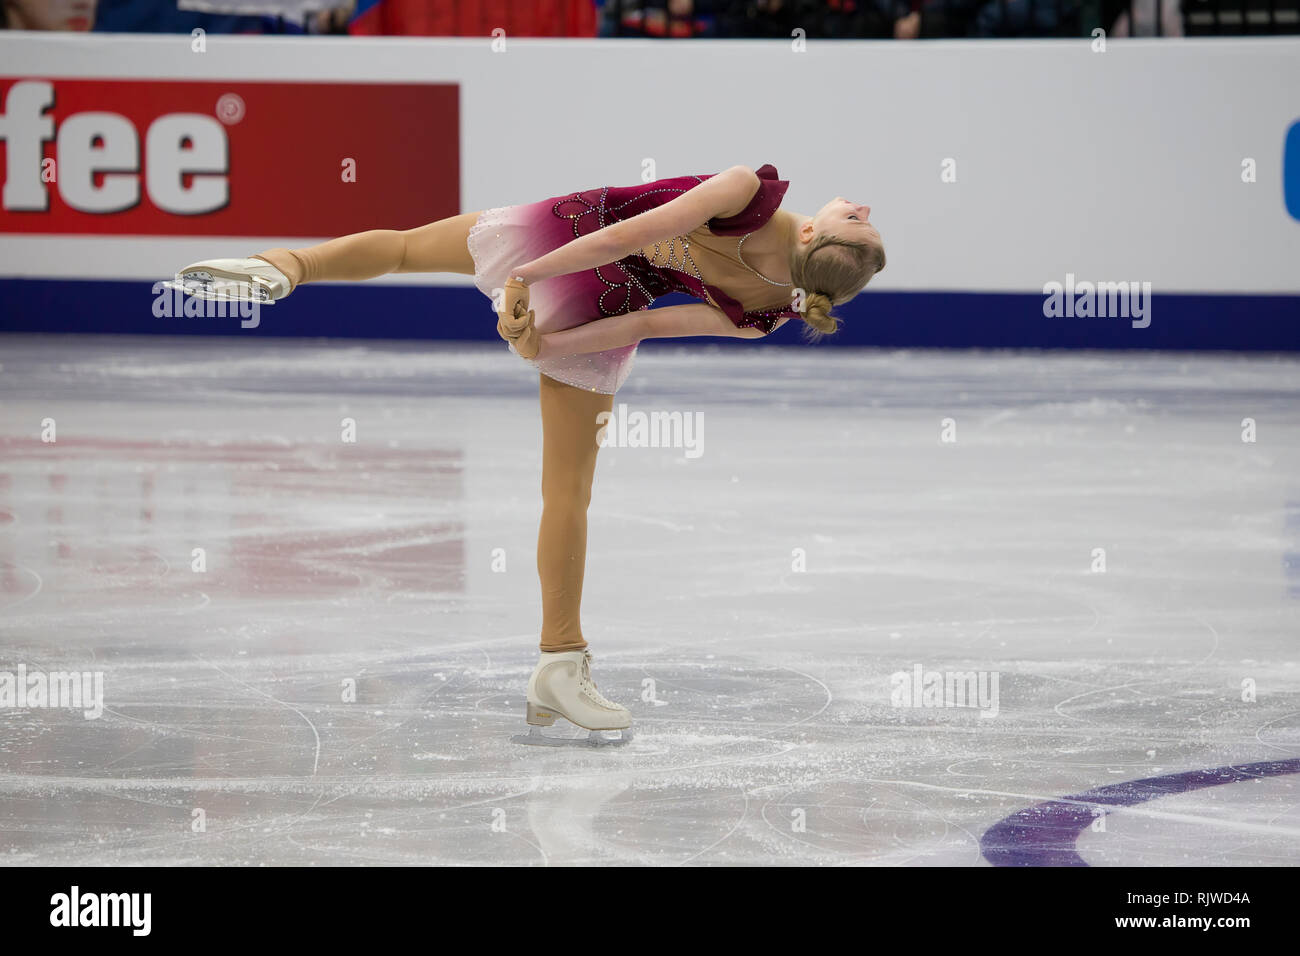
512, 649, 633, 748
164, 256, 293, 304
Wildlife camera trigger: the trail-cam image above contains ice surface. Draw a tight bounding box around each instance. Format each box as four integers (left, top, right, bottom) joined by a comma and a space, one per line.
0, 336, 1297, 865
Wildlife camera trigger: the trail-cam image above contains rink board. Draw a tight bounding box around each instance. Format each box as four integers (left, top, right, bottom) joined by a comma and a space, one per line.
1, 34, 1299, 347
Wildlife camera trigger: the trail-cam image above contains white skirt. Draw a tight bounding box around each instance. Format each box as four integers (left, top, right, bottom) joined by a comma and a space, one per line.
465, 204, 638, 395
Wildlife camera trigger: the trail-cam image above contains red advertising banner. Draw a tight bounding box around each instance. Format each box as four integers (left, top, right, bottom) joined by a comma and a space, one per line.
0, 78, 459, 236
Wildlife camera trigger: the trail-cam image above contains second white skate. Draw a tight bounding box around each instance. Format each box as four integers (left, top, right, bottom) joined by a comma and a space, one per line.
163, 256, 293, 304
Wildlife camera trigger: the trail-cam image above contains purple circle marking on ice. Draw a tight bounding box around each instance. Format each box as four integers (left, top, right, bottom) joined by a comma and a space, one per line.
980, 757, 1300, 867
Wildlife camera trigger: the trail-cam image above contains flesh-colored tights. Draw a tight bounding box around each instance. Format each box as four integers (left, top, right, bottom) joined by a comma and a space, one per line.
255, 211, 483, 287
536, 374, 612, 652
256, 216, 608, 652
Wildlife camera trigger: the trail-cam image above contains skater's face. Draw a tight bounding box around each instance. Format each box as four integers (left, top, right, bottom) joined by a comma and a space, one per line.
798, 198, 885, 276
812, 197, 880, 246
790, 197, 888, 304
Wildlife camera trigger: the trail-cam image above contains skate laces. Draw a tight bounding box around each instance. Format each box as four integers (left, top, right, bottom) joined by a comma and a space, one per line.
578, 651, 616, 708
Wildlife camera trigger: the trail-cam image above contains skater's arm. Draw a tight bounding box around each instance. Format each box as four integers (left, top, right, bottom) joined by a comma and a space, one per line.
512, 166, 761, 285
641, 303, 789, 340
535, 303, 776, 360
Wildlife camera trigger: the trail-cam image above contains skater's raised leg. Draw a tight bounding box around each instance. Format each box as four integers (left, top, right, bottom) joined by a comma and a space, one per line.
255, 211, 483, 291
172, 211, 483, 302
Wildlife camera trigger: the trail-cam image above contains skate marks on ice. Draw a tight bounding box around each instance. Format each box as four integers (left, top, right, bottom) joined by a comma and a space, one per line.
492, 652, 837, 865
4, 644, 1296, 866
0, 647, 837, 866
3, 340, 1300, 864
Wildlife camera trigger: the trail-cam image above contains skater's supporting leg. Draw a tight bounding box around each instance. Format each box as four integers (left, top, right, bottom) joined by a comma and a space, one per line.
537, 373, 612, 652
254, 211, 482, 291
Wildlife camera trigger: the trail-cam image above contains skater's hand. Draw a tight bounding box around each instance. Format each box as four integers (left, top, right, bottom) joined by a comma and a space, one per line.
497, 307, 540, 359
499, 276, 530, 321
497, 277, 540, 360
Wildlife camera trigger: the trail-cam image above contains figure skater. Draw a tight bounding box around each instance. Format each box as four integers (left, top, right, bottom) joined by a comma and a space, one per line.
172, 163, 885, 745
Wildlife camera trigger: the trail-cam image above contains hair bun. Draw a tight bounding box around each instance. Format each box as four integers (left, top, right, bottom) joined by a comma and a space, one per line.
801, 291, 838, 336
803, 291, 834, 313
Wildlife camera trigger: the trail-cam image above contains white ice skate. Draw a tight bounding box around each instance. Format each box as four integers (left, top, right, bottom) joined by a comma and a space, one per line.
162, 256, 292, 304
512, 649, 633, 748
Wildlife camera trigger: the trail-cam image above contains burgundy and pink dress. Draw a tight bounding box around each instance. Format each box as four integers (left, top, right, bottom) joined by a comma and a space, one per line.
466, 164, 802, 394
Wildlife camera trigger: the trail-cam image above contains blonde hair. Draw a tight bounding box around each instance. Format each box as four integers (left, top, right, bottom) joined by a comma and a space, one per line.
790, 234, 886, 339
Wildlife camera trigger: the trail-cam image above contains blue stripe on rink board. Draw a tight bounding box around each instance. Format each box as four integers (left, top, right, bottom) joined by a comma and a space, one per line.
2, 279, 1299, 351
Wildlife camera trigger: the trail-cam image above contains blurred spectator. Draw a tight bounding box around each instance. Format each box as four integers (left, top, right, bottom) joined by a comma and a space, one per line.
0, 0, 351, 32
179, 0, 355, 31
1110, 0, 1182, 35
600, 0, 718, 37
893, 0, 1083, 37
90, 0, 285, 31
707, 0, 899, 38
3, 0, 98, 29
0, 0, 1257, 38
350, 0, 597, 35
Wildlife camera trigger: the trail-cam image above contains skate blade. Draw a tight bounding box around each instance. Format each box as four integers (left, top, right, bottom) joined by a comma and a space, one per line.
511, 726, 633, 748
163, 273, 276, 304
